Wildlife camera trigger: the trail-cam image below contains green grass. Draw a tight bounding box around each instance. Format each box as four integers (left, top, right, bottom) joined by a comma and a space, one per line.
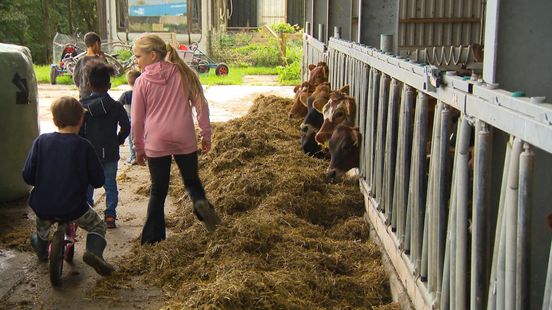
199, 66, 279, 85
34, 65, 283, 87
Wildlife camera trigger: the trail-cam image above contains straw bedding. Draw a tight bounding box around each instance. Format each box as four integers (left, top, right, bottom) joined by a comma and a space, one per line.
97, 95, 398, 309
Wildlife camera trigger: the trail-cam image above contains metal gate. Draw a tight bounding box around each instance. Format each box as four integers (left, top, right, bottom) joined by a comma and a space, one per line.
303, 33, 552, 309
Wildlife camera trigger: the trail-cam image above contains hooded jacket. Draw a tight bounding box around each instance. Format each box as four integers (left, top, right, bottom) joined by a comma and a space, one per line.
80, 92, 130, 163
132, 61, 211, 157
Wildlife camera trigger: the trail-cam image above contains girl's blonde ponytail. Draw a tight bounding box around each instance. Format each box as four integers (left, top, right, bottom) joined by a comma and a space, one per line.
165, 43, 206, 106
134, 33, 206, 106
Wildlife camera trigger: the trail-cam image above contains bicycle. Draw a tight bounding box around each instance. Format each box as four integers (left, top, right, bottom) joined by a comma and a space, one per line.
50, 34, 136, 84
48, 221, 78, 286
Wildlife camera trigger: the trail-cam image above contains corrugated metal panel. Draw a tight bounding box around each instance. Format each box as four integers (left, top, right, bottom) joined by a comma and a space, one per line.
257, 0, 286, 26
398, 0, 484, 49
287, 0, 304, 27
228, 0, 257, 28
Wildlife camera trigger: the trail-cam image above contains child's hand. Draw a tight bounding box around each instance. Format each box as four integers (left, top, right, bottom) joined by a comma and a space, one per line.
135, 153, 147, 166
200, 138, 211, 153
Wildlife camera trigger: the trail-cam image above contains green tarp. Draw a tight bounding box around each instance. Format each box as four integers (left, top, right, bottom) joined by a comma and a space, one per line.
0, 43, 39, 202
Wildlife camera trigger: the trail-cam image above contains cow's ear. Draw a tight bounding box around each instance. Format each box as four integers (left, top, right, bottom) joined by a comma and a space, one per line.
340, 84, 350, 95
318, 101, 330, 114
308, 64, 316, 71
294, 84, 301, 93
313, 98, 326, 112
306, 96, 315, 108
344, 98, 356, 117
352, 127, 361, 146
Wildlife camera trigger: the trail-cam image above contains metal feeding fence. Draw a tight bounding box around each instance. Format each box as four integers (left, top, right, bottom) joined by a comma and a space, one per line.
302, 33, 552, 310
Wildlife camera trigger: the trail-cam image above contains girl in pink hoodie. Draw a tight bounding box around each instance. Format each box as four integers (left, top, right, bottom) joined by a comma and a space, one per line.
132, 34, 221, 244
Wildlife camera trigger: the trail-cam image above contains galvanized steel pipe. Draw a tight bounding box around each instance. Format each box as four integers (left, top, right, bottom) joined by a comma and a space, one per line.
505, 138, 523, 310
487, 137, 512, 310
542, 241, 552, 310
375, 74, 390, 208
516, 143, 533, 310
384, 79, 400, 224
455, 117, 472, 310
471, 121, 492, 310
437, 103, 451, 294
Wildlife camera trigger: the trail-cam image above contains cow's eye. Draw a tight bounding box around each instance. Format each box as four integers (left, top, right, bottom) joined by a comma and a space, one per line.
301, 126, 308, 132
342, 144, 352, 151
335, 111, 344, 118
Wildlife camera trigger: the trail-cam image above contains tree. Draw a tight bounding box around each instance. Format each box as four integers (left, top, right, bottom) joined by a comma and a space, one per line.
0, 0, 98, 64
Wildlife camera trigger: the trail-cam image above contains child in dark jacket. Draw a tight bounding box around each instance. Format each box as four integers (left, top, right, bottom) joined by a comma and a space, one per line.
118, 69, 141, 165
80, 61, 130, 228
23, 96, 114, 276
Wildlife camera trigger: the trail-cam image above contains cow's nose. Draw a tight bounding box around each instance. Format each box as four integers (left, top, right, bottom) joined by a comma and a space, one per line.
325, 170, 337, 183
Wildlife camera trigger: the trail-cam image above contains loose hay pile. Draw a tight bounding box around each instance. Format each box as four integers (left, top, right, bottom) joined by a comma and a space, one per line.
98, 95, 396, 308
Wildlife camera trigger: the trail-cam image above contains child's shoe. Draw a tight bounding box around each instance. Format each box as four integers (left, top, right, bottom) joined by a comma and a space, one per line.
30, 233, 48, 261
83, 234, 115, 276
105, 215, 116, 229
193, 200, 221, 232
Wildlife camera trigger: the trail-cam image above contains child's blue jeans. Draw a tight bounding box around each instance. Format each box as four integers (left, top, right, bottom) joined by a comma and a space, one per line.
87, 160, 118, 218
127, 131, 136, 161
124, 105, 135, 161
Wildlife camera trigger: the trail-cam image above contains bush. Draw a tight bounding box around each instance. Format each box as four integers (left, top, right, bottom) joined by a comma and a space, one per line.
271, 22, 302, 34
234, 43, 281, 67
277, 60, 301, 85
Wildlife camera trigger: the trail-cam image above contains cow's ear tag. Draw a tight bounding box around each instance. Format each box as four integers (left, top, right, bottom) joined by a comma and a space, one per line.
12, 73, 29, 105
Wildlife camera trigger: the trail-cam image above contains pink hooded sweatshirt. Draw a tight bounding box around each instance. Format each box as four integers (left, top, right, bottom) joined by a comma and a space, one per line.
131, 61, 211, 158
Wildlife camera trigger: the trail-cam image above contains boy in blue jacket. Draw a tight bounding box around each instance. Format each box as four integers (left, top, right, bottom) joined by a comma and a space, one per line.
80, 61, 130, 228
23, 96, 114, 276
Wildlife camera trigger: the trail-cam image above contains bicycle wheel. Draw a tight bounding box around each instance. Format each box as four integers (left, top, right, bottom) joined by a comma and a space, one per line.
50, 66, 57, 85
49, 224, 65, 286
105, 54, 125, 76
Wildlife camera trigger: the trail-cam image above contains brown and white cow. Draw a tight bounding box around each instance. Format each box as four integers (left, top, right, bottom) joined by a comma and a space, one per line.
314, 88, 356, 146
307, 62, 329, 87
326, 125, 361, 183
300, 84, 350, 157
289, 81, 315, 118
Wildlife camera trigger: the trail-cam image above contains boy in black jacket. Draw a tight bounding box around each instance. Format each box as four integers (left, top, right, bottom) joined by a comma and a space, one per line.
80, 61, 130, 228
23, 97, 114, 276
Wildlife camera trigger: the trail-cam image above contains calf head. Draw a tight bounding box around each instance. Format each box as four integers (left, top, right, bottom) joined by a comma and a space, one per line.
315, 85, 355, 146
300, 97, 325, 157
289, 81, 314, 118
307, 62, 329, 87
326, 125, 361, 183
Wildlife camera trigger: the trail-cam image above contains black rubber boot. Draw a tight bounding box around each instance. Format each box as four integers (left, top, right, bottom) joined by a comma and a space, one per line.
30, 233, 48, 262
83, 233, 115, 276
193, 200, 221, 232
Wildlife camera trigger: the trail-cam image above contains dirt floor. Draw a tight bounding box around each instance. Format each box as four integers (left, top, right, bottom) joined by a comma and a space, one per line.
1, 82, 400, 309
0, 82, 294, 309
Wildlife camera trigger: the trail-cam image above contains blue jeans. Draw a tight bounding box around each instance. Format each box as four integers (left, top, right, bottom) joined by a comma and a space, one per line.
87, 160, 119, 218
127, 131, 136, 161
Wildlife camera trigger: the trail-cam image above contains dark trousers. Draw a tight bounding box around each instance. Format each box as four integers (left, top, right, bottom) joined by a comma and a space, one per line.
141, 152, 206, 244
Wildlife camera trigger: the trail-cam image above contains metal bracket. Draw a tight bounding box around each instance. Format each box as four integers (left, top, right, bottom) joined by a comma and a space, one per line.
424, 65, 441, 91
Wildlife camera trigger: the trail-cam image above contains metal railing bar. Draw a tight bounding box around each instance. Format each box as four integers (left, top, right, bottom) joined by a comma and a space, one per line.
471, 121, 493, 310
487, 138, 512, 310
516, 143, 533, 310
505, 138, 523, 310
455, 117, 472, 310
